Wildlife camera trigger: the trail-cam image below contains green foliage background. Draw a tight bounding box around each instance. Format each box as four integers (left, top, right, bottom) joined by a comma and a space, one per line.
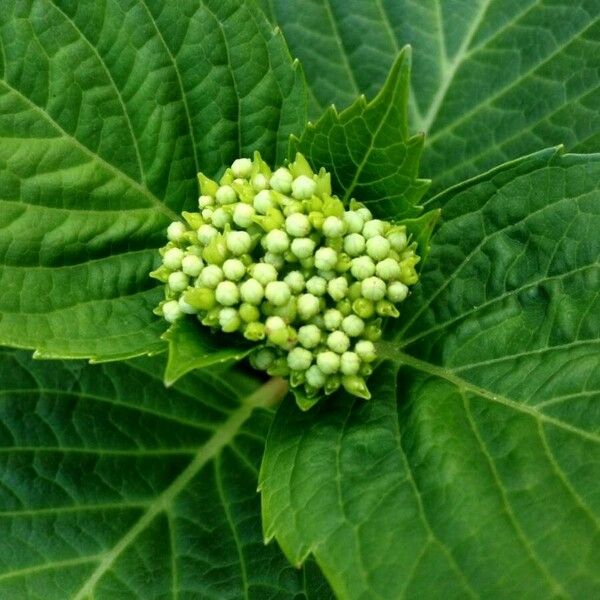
0, 1, 599, 598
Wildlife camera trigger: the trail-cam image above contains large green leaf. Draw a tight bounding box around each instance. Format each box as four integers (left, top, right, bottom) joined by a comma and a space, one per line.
0, 348, 332, 599
260, 149, 600, 598
267, 0, 600, 193
0, 0, 306, 361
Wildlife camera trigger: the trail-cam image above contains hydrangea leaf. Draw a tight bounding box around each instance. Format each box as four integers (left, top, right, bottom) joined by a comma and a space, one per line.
0, 0, 306, 361
268, 0, 600, 194
0, 348, 333, 599
289, 47, 430, 220
260, 149, 600, 598
163, 319, 253, 386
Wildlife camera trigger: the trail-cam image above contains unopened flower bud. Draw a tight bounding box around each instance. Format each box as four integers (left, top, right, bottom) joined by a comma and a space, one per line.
362, 219, 385, 239
297, 293, 320, 320
265, 281, 291, 306
291, 237, 316, 259
198, 225, 219, 248
198, 195, 214, 209
322, 216, 345, 238
287, 347, 313, 371
167, 221, 187, 242
233, 203, 255, 228
375, 257, 401, 280
291, 175, 316, 199
343, 211, 364, 234
239, 278, 264, 305
231, 158, 253, 179
215, 280, 240, 306
199, 264, 223, 289
387, 281, 409, 303
251, 263, 278, 285
352, 298, 375, 319
366, 235, 391, 261
344, 233, 366, 257
183, 287, 216, 311
306, 365, 326, 388
216, 185, 237, 205
163, 247, 184, 270
314, 247, 337, 271
323, 309, 343, 330
350, 256, 375, 280
212, 207, 232, 229
316, 351, 340, 374
340, 351, 360, 375
284, 271, 305, 293
356, 207, 373, 221
355, 340, 377, 362
285, 213, 311, 237
222, 258, 246, 281
327, 330, 350, 354
328, 276, 348, 301
252, 173, 268, 191
387, 228, 408, 251
264, 252, 285, 269
162, 299, 183, 323
264, 229, 290, 253
306, 276, 327, 296
219, 307, 241, 332
270, 167, 293, 193
239, 302, 260, 323
226, 231, 252, 255
254, 189, 273, 214
181, 254, 203, 277
342, 314, 365, 337
250, 347, 277, 370
298, 324, 321, 349
168, 271, 189, 292
361, 276, 387, 301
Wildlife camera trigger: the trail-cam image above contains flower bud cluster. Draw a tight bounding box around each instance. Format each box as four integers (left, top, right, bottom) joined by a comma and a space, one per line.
152, 152, 421, 402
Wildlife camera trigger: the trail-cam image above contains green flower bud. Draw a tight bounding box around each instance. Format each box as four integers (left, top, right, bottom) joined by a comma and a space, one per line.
244, 321, 265, 341
183, 287, 216, 311
283, 200, 305, 217
315, 247, 337, 271
297, 293, 320, 320
270, 167, 293, 193
168, 271, 189, 293
252, 173, 269, 191
291, 237, 316, 259
265, 315, 286, 335
253, 189, 273, 214
219, 307, 241, 332
387, 227, 408, 251
265, 281, 291, 306
362, 219, 385, 239
387, 281, 409, 303
264, 229, 290, 254
316, 351, 340, 374
201, 307, 221, 327
323, 309, 343, 331
239, 278, 264, 305
231, 158, 253, 179
250, 347, 277, 370
356, 206, 373, 222
198, 195, 214, 209
163, 247, 184, 270
361, 276, 387, 301
181, 254, 204, 277
287, 347, 313, 371
335, 253, 352, 273
202, 234, 228, 265
198, 264, 223, 289
222, 258, 246, 281
328, 276, 348, 301
366, 235, 391, 261
291, 175, 316, 199
376, 299, 399, 318
341, 314, 365, 337
284, 271, 305, 294
355, 340, 377, 362
306, 365, 326, 389
298, 324, 321, 349
340, 351, 360, 375
375, 257, 401, 280
342, 375, 370, 399
348, 281, 363, 301
215, 281, 239, 306
352, 298, 375, 319
264, 252, 285, 269
251, 263, 278, 285
226, 231, 252, 255
350, 256, 375, 280
327, 330, 350, 354
343, 211, 364, 234
201, 207, 214, 222
211, 207, 232, 229
167, 221, 187, 242
239, 302, 260, 323
343, 233, 366, 257
285, 213, 311, 237
233, 203, 255, 228
306, 276, 327, 296
162, 299, 183, 323
364, 321, 383, 341
322, 216, 345, 238
336, 298, 353, 316
324, 374, 341, 395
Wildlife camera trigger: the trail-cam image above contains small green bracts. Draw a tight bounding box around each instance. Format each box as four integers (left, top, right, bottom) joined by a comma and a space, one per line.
151, 152, 421, 405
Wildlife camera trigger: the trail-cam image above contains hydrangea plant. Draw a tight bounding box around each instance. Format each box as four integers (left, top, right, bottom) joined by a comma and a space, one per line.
0, 2, 598, 599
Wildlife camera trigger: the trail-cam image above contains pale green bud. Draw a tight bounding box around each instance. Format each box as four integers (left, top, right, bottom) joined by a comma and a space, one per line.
387, 229, 408, 251
272, 297, 297, 322
233, 203, 255, 228
168, 271, 189, 292
342, 375, 370, 399
265, 315, 286, 334
181, 254, 203, 277
239, 278, 264, 305
387, 281, 409, 303
226, 230, 252, 255
253, 189, 273, 214
201, 207, 214, 221
343, 211, 364, 234
198, 195, 214, 209
364, 320, 383, 341
284, 271, 305, 294
350, 256, 375, 280
291, 237, 316, 259
340, 351, 360, 375
376, 257, 401, 280
202, 234, 228, 265
163, 247, 184, 270
216, 185, 237, 205
239, 302, 260, 323
291, 175, 316, 199
264, 252, 285, 269
314, 247, 337, 271
306, 276, 327, 296
341, 314, 365, 337
222, 258, 246, 281
197, 224, 219, 246
251, 263, 278, 285
167, 221, 187, 242
287, 347, 313, 371
327, 276, 348, 301
343, 233, 366, 257
250, 347, 277, 371
322, 216, 345, 238
162, 299, 183, 323
265, 281, 291, 306
361, 276, 387, 301
356, 207, 373, 221
297, 293, 320, 320
215, 280, 239, 306
306, 365, 326, 388
252, 173, 269, 191
264, 229, 290, 254
355, 340, 377, 362
323, 309, 343, 331
362, 219, 385, 239
327, 330, 350, 354
183, 287, 216, 311
366, 235, 391, 261
298, 324, 321, 349
199, 264, 223, 289
244, 321, 266, 341
337, 298, 353, 316
231, 158, 253, 179
219, 307, 241, 332
285, 213, 311, 237
316, 351, 340, 374
270, 167, 293, 193
352, 298, 375, 319
178, 295, 197, 314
